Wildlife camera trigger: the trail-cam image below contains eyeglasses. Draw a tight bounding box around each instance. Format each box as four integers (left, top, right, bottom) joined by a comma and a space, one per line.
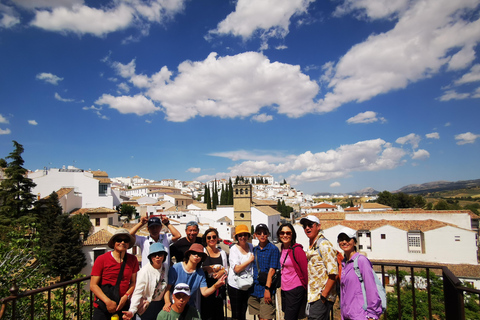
279, 231, 292, 236
302, 222, 316, 229
115, 238, 130, 243
237, 233, 249, 238
207, 235, 217, 240
256, 231, 268, 236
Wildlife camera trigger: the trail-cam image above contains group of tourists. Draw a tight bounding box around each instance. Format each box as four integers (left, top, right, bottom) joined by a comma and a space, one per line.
90, 214, 384, 320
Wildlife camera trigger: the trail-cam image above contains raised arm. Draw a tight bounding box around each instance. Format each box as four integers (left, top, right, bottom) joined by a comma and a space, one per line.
130, 214, 148, 236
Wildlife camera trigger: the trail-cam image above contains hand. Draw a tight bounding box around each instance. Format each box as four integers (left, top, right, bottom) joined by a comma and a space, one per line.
247, 253, 255, 263
140, 214, 148, 225
116, 295, 129, 311
215, 274, 227, 288
106, 299, 117, 313
264, 289, 272, 304
122, 311, 134, 320
161, 215, 169, 225
163, 302, 172, 312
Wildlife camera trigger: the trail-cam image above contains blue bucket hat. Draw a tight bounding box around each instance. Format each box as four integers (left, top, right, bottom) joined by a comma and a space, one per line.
148, 242, 168, 259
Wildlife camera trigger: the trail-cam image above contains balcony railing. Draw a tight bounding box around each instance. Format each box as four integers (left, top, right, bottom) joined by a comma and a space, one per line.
1, 262, 479, 319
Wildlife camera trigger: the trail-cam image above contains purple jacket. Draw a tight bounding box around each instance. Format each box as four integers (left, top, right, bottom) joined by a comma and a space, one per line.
286, 243, 308, 289
340, 253, 382, 320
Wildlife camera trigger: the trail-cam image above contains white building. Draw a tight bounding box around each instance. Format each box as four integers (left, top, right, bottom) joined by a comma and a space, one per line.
29, 167, 117, 210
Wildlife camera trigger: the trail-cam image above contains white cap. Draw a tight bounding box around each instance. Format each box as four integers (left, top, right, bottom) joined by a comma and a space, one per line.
300, 215, 320, 225
173, 283, 191, 296
338, 227, 357, 239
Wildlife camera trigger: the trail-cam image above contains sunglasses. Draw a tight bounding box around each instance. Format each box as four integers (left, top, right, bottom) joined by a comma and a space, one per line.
207, 235, 217, 240
256, 231, 268, 236
237, 233, 249, 238
115, 238, 130, 243
302, 222, 316, 229
175, 285, 190, 291
150, 253, 165, 258
191, 252, 204, 257
337, 235, 352, 243
279, 231, 292, 236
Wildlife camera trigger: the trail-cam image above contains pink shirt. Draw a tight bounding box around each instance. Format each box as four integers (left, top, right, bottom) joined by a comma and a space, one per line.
280, 249, 303, 291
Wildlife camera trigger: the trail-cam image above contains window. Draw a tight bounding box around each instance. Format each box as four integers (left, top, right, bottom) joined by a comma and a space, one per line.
235, 189, 238, 195
245, 188, 248, 194
95, 218, 100, 226
99, 184, 107, 195
381, 234, 386, 239
108, 217, 113, 225
455, 236, 460, 242
240, 213, 244, 218
407, 231, 424, 253
93, 249, 105, 261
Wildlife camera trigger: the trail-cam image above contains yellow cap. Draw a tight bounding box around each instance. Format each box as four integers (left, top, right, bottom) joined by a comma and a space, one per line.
234, 224, 250, 236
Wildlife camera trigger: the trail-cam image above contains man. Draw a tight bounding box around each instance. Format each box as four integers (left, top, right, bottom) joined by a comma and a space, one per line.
170, 221, 202, 263
249, 224, 280, 320
130, 214, 181, 268
157, 283, 201, 320
301, 215, 338, 320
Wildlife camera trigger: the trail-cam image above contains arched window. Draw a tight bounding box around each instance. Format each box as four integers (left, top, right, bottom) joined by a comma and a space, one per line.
240, 213, 244, 218
245, 188, 248, 194
235, 189, 238, 195
240, 189, 244, 194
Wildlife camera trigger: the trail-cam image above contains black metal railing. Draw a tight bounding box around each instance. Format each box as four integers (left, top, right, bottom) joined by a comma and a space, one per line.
1, 262, 479, 319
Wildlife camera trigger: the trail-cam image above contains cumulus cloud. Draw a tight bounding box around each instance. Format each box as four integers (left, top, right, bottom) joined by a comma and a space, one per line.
330, 181, 341, 188
28, 120, 38, 125
54, 92, 74, 102
455, 132, 480, 145
396, 133, 421, 149
83, 105, 109, 120
95, 94, 160, 116
29, 0, 186, 37
318, 0, 480, 113
412, 149, 430, 160
201, 138, 408, 184
448, 45, 476, 71
251, 113, 273, 122
210, 150, 292, 163
438, 90, 470, 101
109, 52, 319, 122
472, 87, 480, 98
0, 114, 9, 124
208, 0, 314, 42
0, 128, 11, 135
454, 64, 480, 85
426, 132, 439, 139
36, 72, 63, 85
0, 4, 20, 28
187, 167, 201, 173
346, 111, 385, 124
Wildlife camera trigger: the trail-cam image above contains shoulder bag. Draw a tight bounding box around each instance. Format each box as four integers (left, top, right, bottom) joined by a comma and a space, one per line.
95, 254, 129, 313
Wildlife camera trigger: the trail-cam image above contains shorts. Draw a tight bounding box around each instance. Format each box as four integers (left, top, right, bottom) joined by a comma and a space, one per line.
248, 294, 276, 319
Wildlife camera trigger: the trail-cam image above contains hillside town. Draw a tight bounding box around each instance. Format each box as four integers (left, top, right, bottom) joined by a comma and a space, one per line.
26, 165, 480, 290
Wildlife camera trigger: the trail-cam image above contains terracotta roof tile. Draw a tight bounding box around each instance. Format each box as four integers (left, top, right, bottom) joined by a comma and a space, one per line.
361, 203, 392, 209
312, 203, 337, 209
320, 219, 470, 232
70, 207, 117, 215
254, 206, 281, 216
83, 229, 112, 246
369, 259, 480, 278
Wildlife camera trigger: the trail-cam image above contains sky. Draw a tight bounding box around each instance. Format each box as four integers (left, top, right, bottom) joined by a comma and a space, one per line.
1, 0, 480, 195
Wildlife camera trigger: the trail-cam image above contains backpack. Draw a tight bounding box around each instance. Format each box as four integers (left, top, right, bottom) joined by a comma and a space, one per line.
353, 255, 387, 313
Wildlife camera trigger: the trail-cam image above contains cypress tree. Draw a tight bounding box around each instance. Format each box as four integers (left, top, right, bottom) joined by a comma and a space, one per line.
228, 178, 233, 205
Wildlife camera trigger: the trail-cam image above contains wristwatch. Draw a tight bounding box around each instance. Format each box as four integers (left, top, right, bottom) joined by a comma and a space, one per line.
265, 286, 270, 290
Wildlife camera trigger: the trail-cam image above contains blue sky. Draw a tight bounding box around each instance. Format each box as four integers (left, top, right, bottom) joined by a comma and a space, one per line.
1, 0, 480, 195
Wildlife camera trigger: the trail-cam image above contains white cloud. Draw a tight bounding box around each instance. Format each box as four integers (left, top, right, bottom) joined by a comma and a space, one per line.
455, 132, 480, 145
0, 128, 11, 135
346, 111, 385, 124
115, 52, 319, 122
28, 120, 38, 125
445, 122, 451, 127
29, 0, 186, 37
187, 167, 201, 173
0, 114, 9, 124
472, 87, 480, 98
54, 92, 74, 102
0, 8, 20, 28
209, 0, 314, 41
447, 44, 476, 71
334, 0, 410, 19
83, 105, 109, 120
438, 90, 470, 101
95, 94, 160, 116
209, 150, 292, 163
454, 64, 480, 85
205, 138, 407, 185
330, 181, 341, 188
319, 0, 480, 113
426, 132, 439, 139
117, 82, 130, 93
396, 133, 421, 149
36, 72, 63, 85
251, 113, 273, 122
412, 149, 430, 160
11, 0, 83, 9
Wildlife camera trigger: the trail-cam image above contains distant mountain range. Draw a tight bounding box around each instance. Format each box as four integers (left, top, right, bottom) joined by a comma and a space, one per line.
313, 178, 480, 197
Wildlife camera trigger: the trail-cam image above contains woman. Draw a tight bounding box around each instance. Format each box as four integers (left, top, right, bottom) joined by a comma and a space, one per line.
337, 227, 382, 320
91, 228, 139, 320
227, 224, 255, 320
276, 223, 308, 320
122, 243, 168, 320
200, 228, 228, 320
163, 243, 226, 312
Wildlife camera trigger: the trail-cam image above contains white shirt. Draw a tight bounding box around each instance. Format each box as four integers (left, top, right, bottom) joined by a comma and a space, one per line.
227, 243, 254, 290
135, 233, 173, 271
128, 263, 167, 314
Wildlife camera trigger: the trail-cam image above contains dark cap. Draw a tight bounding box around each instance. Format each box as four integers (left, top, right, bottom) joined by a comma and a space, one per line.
255, 223, 269, 233
148, 217, 162, 227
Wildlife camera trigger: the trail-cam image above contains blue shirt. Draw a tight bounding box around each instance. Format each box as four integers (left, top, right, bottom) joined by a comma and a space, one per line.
168, 262, 207, 309
252, 242, 280, 298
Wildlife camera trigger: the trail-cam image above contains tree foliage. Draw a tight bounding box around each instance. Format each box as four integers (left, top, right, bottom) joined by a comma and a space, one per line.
117, 203, 137, 222
0, 140, 37, 225
376, 191, 426, 209
71, 213, 93, 239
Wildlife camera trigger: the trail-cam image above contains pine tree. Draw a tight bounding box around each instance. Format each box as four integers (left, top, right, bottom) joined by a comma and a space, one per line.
0, 141, 37, 225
